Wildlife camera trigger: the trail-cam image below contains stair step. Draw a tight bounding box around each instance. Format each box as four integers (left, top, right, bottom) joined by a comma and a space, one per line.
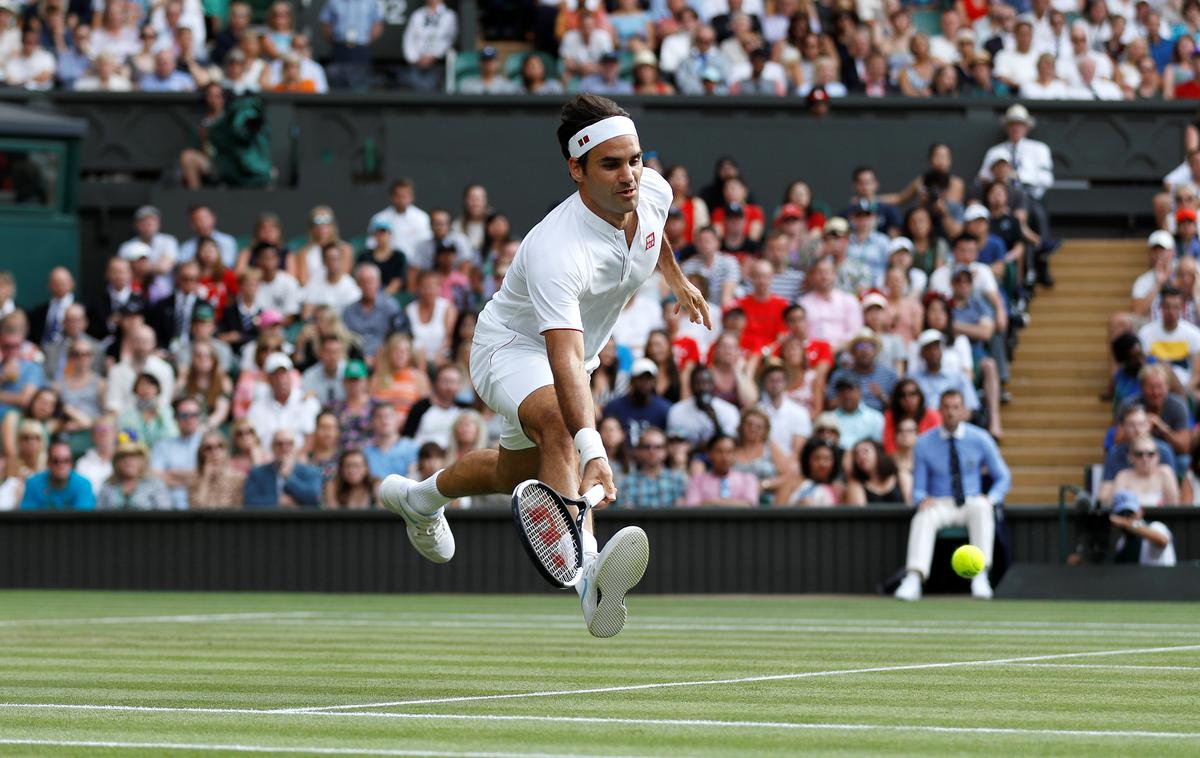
1003, 429, 1104, 443
1006, 394, 1114, 409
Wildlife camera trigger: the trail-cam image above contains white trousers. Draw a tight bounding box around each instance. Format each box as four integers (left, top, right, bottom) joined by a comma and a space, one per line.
904, 496, 995, 580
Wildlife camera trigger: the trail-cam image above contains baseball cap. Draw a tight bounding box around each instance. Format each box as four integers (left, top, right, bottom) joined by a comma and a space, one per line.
370, 218, 391, 233
701, 65, 723, 82
888, 236, 914, 254
631, 357, 658, 377
1148, 229, 1175, 249
777, 203, 804, 222
480, 46, 498, 60
861, 292, 888, 311
343, 359, 369, 380
824, 217, 850, 237
725, 202, 745, 218
632, 49, 657, 68
600, 51, 619, 64
191, 302, 215, 322
917, 329, 943, 348
1004, 104, 1035, 126
1110, 489, 1140, 516
259, 309, 284, 328
264, 352, 293, 373
833, 376, 858, 392
134, 205, 160, 221
963, 204, 990, 222
850, 198, 873, 216
118, 296, 146, 317
951, 264, 975, 280
119, 240, 152, 261
1177, 208, 1197, 224
848, 327, 881, 351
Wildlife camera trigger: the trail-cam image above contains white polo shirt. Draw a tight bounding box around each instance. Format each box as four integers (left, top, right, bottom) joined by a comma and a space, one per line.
475, 166, 672, 370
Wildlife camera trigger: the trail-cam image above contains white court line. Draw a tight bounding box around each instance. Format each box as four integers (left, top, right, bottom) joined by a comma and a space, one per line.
0, 712, 1196, 742
251, 617, 1199, 639
1004, 663, 1200, 672
0, 738, 622, 757
321, 612, 1200, 631
266, 642, 1199, 712
0, 612, 321, 628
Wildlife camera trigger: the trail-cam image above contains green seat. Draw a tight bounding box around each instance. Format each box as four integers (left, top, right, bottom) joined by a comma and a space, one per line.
618, 49, 634, 78
66, 430, 92, 459
912, 9, 941, 36
454, 52, 481, 86
286, 234, 308, 253
234, 234, 252, 252
346, 234, 367, 253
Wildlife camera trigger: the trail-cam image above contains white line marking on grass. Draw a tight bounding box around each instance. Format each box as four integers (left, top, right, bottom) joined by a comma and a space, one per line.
0, 612, 321, 628
252, 617, 1199, 639
0, 738, 624, 757
1004, 663, 1200, 672
286, 643, 1200, 712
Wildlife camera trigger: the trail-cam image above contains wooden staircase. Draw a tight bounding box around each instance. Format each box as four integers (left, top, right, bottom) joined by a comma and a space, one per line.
1005, 240, 1146, 504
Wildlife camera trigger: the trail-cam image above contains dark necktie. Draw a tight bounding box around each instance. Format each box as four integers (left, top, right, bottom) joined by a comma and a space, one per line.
948, 434, 966, 506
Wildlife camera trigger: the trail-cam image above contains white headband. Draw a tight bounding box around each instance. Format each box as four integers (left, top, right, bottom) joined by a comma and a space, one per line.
567, 116, 638, 159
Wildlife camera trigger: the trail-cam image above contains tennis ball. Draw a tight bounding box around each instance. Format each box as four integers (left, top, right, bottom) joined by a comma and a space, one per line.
951, 545, 985, 579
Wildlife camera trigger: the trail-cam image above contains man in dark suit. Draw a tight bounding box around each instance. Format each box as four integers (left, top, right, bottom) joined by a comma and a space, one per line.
148, 261, 203, 349
29, 267, 77, 347
219, 268, 262, 351
88, 257, 136, 339
244, 429, 323, 507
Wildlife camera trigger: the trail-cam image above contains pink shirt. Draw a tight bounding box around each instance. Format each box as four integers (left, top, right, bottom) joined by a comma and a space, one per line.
683, 471, 760, 506
798, 289, 863, 349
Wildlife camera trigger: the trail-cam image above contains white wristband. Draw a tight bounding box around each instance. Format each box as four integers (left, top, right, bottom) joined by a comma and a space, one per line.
574, 428, 608, 472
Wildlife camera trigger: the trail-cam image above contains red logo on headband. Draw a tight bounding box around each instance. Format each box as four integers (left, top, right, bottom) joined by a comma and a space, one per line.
645, 232, 655, 250
578, 135, 590, 148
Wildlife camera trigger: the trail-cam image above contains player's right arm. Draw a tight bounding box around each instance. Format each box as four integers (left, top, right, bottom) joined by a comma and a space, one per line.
545, 329, 616, 504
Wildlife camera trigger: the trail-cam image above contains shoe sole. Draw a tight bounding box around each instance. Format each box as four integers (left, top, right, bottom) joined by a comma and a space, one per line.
588, 527, 649, 638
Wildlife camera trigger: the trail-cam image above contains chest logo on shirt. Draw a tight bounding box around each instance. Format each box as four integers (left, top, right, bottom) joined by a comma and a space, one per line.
644, 232, 656, 251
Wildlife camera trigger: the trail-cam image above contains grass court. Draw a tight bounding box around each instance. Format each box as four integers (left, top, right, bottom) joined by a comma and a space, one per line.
1, 591, 1197, 756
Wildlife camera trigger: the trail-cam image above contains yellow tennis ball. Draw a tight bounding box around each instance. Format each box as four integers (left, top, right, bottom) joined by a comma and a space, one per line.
951, 545, 985, 579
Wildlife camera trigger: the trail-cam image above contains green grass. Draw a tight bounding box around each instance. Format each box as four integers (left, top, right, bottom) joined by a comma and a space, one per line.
1, 591, 1198, 756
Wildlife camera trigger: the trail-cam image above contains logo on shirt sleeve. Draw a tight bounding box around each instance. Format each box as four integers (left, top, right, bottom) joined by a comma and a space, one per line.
645, 232, 656, 251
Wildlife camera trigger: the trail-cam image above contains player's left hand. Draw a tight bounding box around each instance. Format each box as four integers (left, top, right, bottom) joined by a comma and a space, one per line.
581, 457, 617, 507
672, 279, 712, 330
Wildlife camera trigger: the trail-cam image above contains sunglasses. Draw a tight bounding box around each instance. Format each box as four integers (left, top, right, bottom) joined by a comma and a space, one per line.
202, 444, 224, 452
1133, 449, 1158, 458
177, 412, 199, 420
49, 457, 73, 464
19, 434, 41, 441
638, 443, 666, 450
235, 429, 255, 436
70, 351, 92, 358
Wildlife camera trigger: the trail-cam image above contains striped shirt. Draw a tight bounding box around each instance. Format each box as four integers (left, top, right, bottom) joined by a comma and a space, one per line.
769, 269, 805, 301
826, 364, 898, 411
682, 253, 741, 304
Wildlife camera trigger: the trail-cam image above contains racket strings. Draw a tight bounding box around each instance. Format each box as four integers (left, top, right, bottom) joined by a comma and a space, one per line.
517, 486, 579, 584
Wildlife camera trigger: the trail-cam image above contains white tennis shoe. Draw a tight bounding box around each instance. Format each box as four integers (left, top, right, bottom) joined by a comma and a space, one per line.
579, 526, 649, 638
971, 571, 993, 599
894, 572, 922, 601
380, 475, 455, 564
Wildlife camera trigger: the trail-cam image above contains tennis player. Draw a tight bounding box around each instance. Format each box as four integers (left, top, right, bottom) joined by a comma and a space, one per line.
381, 95, 710, 637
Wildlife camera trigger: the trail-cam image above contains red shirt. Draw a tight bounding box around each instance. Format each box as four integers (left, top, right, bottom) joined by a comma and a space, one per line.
672, 336, 701, 368
1177, 81, 1200, 99
735, 294, 790, 354
711, 204, 766, 238
775, 337, 834, 369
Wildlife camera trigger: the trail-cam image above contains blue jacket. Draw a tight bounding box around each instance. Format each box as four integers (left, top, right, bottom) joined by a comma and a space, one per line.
243, 462, 323, 508
20, 471, 96, 510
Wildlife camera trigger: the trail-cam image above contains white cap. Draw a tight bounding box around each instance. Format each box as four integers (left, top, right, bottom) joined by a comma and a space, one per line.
264, 352, 294, 373
630, 357, 658, 377
118, 240, 152, 261
861, 292, 888, 310
963, 204, 990, 222
888, 236, 914, 254
1148, 230, 1176, 250
917, 329, 943, 348
1004, 104, 1034, 126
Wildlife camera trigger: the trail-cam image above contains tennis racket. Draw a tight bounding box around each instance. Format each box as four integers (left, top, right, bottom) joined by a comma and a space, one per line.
511, 479, 606, 589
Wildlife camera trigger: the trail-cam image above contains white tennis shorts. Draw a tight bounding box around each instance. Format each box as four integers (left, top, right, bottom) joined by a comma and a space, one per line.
470, 331, 554, 451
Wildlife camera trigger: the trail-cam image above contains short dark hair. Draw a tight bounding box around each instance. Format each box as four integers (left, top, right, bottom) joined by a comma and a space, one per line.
800, 438, 842, 482
707, 433, 735, 452
556, 94, 631, 165
851, 166, 874, 181
784, 303, 806, 320
1160, 285, 1183, 302
390, 177, 414, 193
952, 233, 977, 249
418, 441, 445, 460
939, 388, 964, 405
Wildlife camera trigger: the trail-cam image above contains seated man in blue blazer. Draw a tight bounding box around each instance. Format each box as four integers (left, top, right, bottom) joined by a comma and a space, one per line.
244, 429, 323, 507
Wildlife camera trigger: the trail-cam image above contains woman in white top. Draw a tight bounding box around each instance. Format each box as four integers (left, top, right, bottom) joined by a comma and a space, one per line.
406, 271, 458, 365
296, 205, 350, 286
1021, 53, 1071, 99
908, 295, 974, 380
1113, 435, 1179, 506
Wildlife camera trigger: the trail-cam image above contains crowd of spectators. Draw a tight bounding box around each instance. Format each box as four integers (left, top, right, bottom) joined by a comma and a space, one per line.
0, 103, 1046, 510
8, 0, 1200, 99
